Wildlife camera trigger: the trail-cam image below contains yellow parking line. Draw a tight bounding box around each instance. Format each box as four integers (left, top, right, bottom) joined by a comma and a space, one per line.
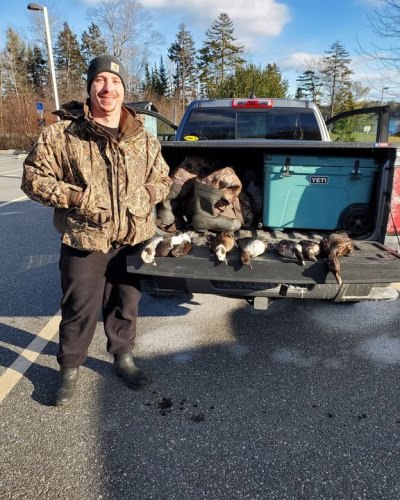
0, 311, 61, 403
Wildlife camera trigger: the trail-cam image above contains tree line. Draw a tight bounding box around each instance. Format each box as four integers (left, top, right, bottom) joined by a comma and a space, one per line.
0, 0, 394, 148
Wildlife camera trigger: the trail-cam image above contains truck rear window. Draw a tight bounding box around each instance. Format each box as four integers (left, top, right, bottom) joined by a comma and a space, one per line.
180, 108, 322, 140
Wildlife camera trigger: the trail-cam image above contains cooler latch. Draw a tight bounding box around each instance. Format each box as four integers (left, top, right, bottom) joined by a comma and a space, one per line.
351, 159, 362, 180
281, 157, 292, 177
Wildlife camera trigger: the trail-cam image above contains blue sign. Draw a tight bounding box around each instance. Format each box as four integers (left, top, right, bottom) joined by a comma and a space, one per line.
36, 102, 44, 112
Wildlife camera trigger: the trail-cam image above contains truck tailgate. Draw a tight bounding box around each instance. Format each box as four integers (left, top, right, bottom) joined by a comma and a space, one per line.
127, 240, 400, 284
127, 230, 400, 302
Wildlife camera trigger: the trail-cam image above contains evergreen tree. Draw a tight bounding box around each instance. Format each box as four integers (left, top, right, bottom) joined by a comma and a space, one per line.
158, 56, 168, 97
142, 60, 167, 98
319, 41, 353, 117
198, 12, 245, 96
151, 64, 161, 95
2, 28, 29, 98
26, 45, 47, 96
168, 24, 197, 109
81, 22, 107, 68
143, 63, 152, 93
215, 63, 289, 99
197, 43, 214, 98
295, 70, 322, 102
294, 87, 305, 99
54, 22, 85, 100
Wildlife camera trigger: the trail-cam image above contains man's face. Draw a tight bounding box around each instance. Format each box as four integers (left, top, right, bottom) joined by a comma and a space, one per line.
90, 71, 124, 118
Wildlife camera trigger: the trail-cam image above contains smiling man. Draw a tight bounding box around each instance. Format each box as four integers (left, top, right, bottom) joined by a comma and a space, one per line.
21, 55, 172, 407
88, 56, 126, 124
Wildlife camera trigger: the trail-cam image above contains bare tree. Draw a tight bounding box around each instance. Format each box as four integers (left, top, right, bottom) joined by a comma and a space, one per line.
87, 0, 164, 96
359, 0, 400, 97
26, 2, 65, 54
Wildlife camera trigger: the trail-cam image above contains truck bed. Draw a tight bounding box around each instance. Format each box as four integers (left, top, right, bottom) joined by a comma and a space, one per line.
127, 140, 400, 305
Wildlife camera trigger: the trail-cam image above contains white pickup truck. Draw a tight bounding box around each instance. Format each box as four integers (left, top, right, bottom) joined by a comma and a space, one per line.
127, 98, 400, 309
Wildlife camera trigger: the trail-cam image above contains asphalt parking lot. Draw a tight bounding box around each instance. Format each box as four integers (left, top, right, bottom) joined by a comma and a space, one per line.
1, 153, 399, 499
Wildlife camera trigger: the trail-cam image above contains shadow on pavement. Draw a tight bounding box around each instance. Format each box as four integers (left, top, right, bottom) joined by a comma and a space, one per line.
93, 297, 400, 498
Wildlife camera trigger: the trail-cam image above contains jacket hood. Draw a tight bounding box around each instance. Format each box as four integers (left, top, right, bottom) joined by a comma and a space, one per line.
53, 99, 143, 138
52, 100, 85, 120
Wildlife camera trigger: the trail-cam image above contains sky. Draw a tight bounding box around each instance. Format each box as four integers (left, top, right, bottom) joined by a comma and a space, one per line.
0, 0, 396, 102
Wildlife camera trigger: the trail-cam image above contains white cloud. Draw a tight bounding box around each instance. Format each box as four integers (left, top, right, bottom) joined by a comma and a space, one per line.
79, 0, 291, 50
278, 51, 321, 72
142, 0, 292, 38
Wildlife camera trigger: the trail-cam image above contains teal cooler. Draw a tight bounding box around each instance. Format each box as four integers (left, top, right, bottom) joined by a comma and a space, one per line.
263, 154, 379, 230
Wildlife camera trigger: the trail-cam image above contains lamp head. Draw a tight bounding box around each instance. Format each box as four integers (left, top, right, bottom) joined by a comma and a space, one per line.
27, 3, 43, 11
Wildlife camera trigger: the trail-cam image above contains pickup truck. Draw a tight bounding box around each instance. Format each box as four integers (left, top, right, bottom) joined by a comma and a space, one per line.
127, 98, 400, 309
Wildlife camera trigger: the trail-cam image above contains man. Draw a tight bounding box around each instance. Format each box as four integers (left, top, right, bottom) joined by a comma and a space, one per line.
21, 55, 172, 407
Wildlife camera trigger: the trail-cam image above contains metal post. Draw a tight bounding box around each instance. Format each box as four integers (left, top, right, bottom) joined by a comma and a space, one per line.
27, 3, 60, 112
42, 7, 59, 111
381, 86, 389, 104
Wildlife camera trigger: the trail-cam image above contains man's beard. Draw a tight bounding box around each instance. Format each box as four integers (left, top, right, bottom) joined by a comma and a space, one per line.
98, 95, 118, 112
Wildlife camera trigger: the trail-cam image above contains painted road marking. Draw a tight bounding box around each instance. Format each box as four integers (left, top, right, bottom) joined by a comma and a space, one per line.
0, 311, 61, 403
0, 195, 28, 209
0, 168, 23, 175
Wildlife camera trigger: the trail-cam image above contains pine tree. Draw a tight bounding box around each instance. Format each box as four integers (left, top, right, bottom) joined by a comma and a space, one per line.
2, 28, 29, 98
26, 45, 47, 96
197, 44, 214, 97
158, 56, 168, 97
151, 64, 161, 95
295, 70, 322, 102
54, 22, 86, 100
81, 22, 107, 68
143, 63, 152, 93
319, 41, 353, 117
198, 12, 245, 96
168, 24, 197, 109
216, 63, 289, 98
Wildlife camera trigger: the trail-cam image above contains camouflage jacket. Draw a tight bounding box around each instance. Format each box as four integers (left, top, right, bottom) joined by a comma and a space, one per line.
21, 100, 172, 253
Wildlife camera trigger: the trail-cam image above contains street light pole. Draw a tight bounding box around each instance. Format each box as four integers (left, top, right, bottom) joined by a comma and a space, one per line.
381, 86, 389, 104
27, 3, 60, 112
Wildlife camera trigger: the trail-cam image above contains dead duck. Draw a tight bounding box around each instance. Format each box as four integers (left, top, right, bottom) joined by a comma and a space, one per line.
155, 235, 174, 257
238, 238, 267, 270
171, 233, 192, 257
276, 239, 304, 265
171, 240, 192, 257
141, 235, 164, 265
299, 239, 320, 262
209, 232, 236, 265
155, 232, 192, 257
320, 232, 354, 285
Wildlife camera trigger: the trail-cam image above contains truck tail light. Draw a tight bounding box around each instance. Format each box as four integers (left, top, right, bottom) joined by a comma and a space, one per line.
232, 98, 273, 108
387, 163, 400, 235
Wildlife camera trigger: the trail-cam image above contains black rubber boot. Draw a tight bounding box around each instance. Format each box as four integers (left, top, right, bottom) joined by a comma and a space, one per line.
55, 367, 79, 407
113, 353, 148, 390
157, 183, 182, 227
191, 181, 241, 232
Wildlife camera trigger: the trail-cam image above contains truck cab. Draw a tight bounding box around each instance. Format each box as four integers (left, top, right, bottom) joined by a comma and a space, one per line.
175, 98, 329, 141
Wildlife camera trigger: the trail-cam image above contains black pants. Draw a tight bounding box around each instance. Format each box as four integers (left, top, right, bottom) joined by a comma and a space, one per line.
57, 244, 141, 368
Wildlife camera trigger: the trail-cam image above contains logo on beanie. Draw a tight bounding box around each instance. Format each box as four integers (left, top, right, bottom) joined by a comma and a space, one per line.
110, 62, 120, 74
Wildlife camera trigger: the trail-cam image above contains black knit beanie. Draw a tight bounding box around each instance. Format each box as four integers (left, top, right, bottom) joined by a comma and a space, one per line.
86, 54, 128, 94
